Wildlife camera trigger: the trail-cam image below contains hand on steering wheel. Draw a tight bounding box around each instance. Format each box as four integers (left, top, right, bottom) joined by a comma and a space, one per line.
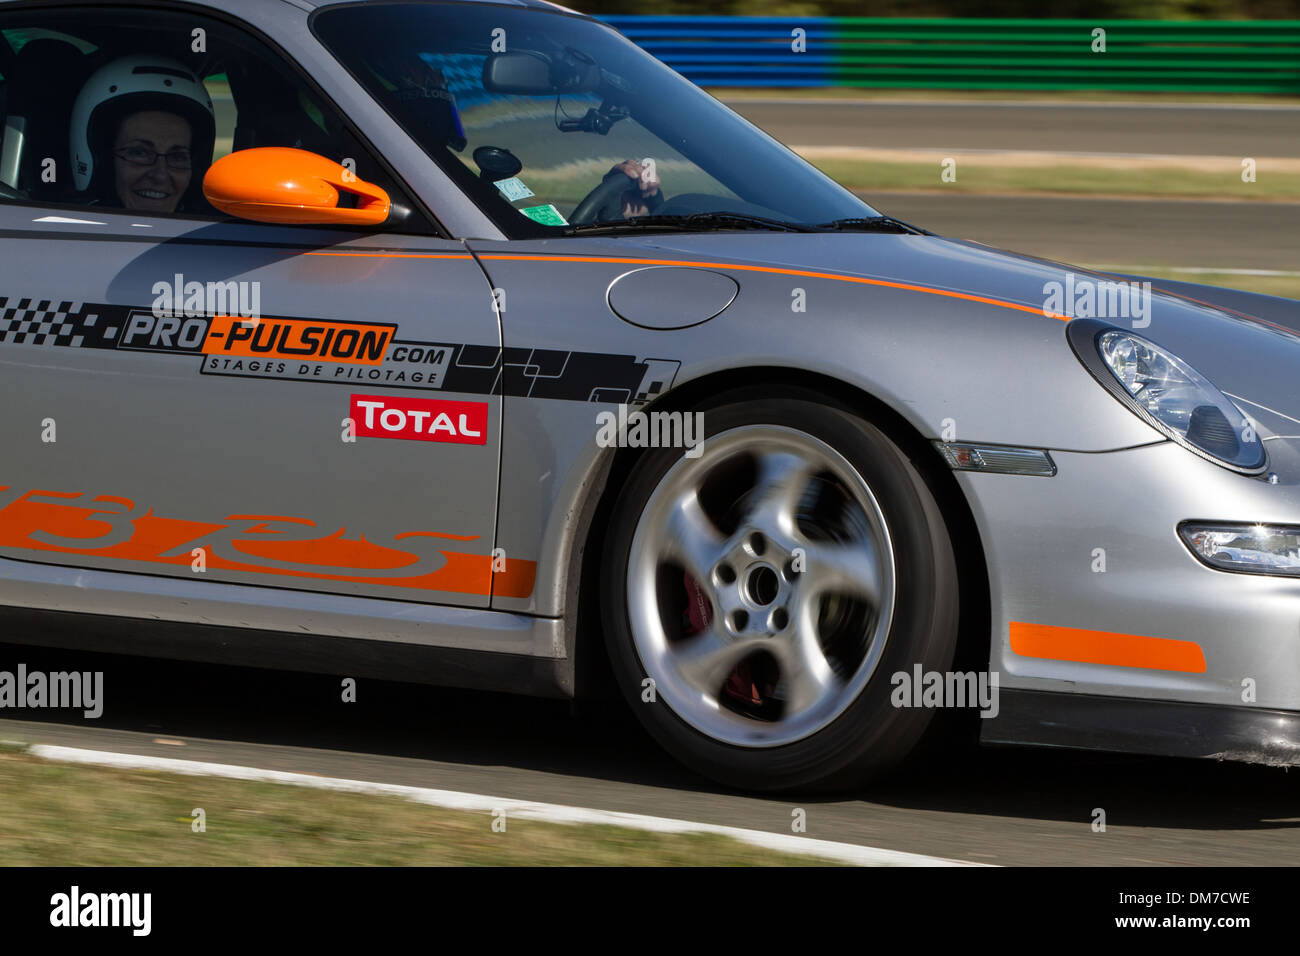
612, 158, 659, 216
569, 158, 662, 225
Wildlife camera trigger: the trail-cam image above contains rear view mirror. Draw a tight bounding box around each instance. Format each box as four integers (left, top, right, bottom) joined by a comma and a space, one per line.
483, 51, 600, 95
203, 147, 390, 226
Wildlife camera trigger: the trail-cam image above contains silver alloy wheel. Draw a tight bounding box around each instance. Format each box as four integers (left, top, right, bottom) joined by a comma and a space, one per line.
627, 424, 896, 748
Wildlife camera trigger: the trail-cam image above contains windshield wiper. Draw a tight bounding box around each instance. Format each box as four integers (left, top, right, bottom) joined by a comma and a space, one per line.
816, 216, 930, 235
564, 212, 818, 236
565, 212, 930, 237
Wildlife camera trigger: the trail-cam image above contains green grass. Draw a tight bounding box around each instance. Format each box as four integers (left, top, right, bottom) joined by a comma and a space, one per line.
805, 157, 1300, 202
0, 752, 838, 866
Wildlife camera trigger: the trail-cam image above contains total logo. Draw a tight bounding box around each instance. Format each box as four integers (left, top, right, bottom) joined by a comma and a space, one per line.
350, 394, 488, 445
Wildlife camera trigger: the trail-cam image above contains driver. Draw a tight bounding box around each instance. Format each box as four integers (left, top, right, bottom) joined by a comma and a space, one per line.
69, 55, 216, 213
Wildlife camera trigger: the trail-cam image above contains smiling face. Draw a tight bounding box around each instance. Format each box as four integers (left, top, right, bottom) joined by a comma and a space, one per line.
112, 111, 193, 212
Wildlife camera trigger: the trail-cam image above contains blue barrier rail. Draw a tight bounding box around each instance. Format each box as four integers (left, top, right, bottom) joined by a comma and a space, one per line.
599, 16, 1300, 93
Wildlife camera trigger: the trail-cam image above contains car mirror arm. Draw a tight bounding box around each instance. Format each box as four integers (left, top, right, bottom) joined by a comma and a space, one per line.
382, 201, 414, 230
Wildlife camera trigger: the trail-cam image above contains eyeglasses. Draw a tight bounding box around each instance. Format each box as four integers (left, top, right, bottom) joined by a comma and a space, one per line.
113, 146, 192, 171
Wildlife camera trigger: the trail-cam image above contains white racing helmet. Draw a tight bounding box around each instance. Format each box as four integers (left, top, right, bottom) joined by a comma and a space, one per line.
69, 54, 215, 204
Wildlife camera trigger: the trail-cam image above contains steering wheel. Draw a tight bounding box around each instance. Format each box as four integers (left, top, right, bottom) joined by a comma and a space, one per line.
568, 173, 631, 225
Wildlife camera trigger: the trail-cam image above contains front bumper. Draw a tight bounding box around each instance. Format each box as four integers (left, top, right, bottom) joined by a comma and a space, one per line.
983, 689, 1300, 767
961, 437, 1300, 712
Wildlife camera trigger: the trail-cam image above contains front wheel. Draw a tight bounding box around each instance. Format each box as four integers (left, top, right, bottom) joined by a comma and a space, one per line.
600, 391, 960, 791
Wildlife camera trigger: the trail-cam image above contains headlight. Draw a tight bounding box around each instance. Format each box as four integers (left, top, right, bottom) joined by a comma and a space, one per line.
1180, 522, 1300, 576
1068, 320, 1266, 473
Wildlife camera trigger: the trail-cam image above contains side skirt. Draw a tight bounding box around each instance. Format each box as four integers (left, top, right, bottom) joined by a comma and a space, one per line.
0, 606, 572, 699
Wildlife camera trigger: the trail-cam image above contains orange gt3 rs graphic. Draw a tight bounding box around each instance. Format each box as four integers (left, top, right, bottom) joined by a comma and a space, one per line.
0, 486, 534, 599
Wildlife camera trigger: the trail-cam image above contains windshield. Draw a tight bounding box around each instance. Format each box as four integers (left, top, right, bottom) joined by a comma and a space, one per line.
312, 2, 879, 238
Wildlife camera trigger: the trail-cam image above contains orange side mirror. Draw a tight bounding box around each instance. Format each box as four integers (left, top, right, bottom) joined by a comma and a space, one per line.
203, 147, 391, 226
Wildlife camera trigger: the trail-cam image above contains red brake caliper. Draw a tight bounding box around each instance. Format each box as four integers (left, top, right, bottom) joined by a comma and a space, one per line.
682, 571, 712, 635
682, 571, 762, 706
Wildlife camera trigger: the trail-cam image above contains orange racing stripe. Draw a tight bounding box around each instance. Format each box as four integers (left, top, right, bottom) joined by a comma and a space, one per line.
1010, 621, 1207, 673
302, 250, 1067, 319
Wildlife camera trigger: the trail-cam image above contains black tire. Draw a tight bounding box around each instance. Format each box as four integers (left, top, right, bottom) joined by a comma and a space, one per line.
600, 388, 960, 792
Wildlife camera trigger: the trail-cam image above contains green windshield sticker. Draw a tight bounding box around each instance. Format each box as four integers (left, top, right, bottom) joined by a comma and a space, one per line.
520, 204, 568, 227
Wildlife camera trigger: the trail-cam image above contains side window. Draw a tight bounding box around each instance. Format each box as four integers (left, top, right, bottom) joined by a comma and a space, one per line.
0, 8, 433, 233
0, 27, 96, 202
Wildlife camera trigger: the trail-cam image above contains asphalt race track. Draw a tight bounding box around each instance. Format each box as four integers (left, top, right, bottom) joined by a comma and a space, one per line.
858, 194, 1299, 273
723, 97, 1300, 158
2, 644, 1297, 866
724, 97, 1300, 272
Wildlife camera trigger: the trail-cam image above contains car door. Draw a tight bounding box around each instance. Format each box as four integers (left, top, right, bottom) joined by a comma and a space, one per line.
0, 5, 512, 611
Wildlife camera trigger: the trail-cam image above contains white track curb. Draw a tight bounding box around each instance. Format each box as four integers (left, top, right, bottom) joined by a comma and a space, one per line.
27, 744, 985, 867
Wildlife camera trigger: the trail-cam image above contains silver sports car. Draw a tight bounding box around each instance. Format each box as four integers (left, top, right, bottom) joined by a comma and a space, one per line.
2, 0, 1298, 790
